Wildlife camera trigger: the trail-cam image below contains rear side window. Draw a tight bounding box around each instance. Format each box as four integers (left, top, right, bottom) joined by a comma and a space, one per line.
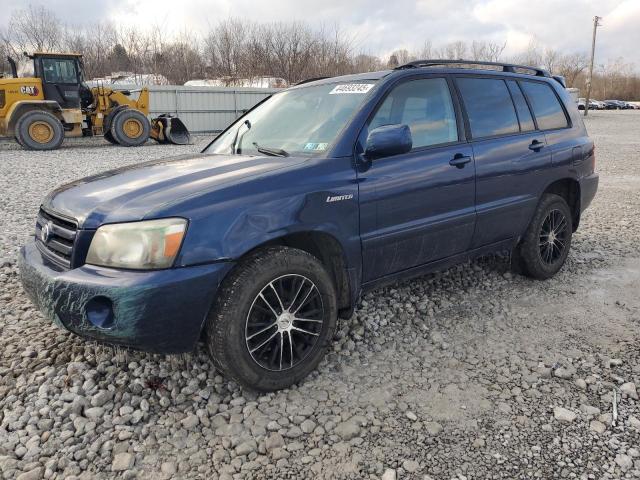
369, 78, 458, 149
456, 78, 519, 138
506, 80, 535, 132
519, 81, 569, 130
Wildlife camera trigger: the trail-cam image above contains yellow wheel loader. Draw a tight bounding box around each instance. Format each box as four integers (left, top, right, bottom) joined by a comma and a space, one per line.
0, 52, 190, 150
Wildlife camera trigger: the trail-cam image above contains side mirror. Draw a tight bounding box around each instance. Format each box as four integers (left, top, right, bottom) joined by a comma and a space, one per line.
364, 124, 412, 160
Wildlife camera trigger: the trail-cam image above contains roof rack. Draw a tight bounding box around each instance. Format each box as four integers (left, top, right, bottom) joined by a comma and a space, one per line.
295, 76, 329, 86
395, 59, 551, 78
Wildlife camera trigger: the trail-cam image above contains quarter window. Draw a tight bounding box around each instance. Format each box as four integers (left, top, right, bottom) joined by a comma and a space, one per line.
519, 81, 569, 130
368, 78, 458, 149
456, 78, 519, 139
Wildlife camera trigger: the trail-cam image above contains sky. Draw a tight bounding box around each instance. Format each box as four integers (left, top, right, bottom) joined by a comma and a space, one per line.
1, 0, 639, 67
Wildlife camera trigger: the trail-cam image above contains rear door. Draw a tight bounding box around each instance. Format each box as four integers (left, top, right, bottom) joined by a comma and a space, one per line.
454, 76, 551, 248
358, 76, 476, 281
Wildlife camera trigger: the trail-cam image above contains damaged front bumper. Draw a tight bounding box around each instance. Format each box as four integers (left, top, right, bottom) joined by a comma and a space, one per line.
19, 239, 233, 353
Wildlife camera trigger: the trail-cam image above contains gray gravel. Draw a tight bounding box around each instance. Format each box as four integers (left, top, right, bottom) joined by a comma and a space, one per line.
1, 111, 640, 479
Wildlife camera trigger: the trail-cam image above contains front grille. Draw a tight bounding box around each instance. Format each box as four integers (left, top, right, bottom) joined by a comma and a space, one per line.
35, 208, 78, 268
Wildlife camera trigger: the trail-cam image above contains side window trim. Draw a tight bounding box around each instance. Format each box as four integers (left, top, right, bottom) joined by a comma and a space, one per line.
518, 79, 572, 131
513, 81, 539, 130
505, 79, 536, 132
446, 75, 468, 143
357, 74, 465, 155
453, 74, 523, 142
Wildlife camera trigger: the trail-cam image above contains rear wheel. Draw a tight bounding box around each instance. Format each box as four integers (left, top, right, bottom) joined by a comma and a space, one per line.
15, 110, 64, 151
110, 109, 150, 147
205, 246, 338, 391
516, 194, 573, 280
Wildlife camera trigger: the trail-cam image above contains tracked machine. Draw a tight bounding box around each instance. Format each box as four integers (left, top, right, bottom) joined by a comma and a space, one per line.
0, 52, 190, 150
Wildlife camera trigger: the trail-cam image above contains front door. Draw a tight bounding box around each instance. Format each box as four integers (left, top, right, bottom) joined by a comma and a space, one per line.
36, 56, 81, 109
358, 77, 476, 282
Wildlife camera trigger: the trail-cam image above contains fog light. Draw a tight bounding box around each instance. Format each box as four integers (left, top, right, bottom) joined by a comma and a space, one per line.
85, 296, 114, 329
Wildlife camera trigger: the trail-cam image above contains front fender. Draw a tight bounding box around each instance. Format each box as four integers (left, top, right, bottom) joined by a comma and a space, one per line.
167, 157, 361, 270
6, 100, 63, 133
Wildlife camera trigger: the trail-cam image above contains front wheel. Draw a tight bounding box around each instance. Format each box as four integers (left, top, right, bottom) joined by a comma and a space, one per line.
516, 193, 573, 280
205, 246, 338, 391
110, 109, 150, 147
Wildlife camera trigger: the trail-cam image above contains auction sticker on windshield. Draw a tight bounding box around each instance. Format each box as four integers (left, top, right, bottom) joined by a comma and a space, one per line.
304, 142, 328, 151
329, 84, 374, 94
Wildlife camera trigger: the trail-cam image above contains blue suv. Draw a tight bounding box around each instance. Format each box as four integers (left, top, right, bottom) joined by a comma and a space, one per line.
20, 60, 598, 391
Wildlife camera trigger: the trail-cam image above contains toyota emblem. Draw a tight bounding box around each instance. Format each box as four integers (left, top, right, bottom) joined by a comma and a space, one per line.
40, 222, 53, 243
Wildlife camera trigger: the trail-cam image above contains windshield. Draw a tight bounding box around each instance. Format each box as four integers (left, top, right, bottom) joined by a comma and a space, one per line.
205, 81, 377, 156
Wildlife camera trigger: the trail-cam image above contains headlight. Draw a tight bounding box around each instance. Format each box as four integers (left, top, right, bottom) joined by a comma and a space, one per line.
86, 218, 187, 270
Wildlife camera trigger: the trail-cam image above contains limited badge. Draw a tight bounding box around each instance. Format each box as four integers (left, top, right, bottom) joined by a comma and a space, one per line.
329, 84, 374, 94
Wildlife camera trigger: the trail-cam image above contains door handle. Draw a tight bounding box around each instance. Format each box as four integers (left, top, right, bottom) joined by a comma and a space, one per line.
449, 153, 471, 168
528, 140, 545, 151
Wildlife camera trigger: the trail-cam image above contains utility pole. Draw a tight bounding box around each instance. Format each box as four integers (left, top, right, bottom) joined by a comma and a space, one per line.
584, 15, 602, 117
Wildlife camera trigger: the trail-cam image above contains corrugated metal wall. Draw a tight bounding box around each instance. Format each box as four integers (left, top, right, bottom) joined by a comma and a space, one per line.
108, 85, 278, 134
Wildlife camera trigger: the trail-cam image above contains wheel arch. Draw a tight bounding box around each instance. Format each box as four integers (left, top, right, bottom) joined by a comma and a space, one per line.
542, 177, 581, 231
243, 231, 354, 318
7, 101, 63, 134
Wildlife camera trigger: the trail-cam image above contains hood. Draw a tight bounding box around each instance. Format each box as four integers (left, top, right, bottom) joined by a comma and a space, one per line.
44, 153, 308, 228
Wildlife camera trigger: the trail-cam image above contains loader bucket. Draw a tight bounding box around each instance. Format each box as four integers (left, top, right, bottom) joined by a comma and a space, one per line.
151, 114, 191, 145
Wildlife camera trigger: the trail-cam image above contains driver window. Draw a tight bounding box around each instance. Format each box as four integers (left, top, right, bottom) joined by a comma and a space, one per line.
42, 59, 78, 84
369, 78, 458, 149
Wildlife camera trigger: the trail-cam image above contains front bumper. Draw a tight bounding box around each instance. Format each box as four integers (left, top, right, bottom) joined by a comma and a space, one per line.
19, 239, 233, 353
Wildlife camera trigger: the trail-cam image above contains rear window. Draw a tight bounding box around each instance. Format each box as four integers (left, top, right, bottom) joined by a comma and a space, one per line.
456, 78, 519, 139
519, 81, 569, 130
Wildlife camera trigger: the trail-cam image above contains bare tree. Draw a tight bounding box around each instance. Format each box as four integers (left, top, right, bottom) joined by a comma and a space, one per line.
556, 52, 589, 87
439, 41, 467, 60
352, 53, 383, 73
387, 49, 412, 67
470, 41, 506, 62
8, 5, 62, 53
266, 22, 317, 84
204, 19, 248, 79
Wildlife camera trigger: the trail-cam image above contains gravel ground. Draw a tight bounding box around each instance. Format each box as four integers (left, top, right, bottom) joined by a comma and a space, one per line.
1, 111, 639, 480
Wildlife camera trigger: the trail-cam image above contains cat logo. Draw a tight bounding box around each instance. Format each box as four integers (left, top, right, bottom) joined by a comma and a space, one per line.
20, 85, 39, 96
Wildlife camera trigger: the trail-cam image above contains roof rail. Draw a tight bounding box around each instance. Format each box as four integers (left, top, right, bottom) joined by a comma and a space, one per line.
395, 59, 551, 78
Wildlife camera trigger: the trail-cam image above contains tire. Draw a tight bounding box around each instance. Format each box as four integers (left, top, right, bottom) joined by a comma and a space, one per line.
205, 246, 338, 391
103, 130, 118, 144
516, 193, 573, 280
110, 109, 150, 147
15, 110, 64, 151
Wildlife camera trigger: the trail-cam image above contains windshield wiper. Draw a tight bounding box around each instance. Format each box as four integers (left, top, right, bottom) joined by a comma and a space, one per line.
253, 142, 289, 157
